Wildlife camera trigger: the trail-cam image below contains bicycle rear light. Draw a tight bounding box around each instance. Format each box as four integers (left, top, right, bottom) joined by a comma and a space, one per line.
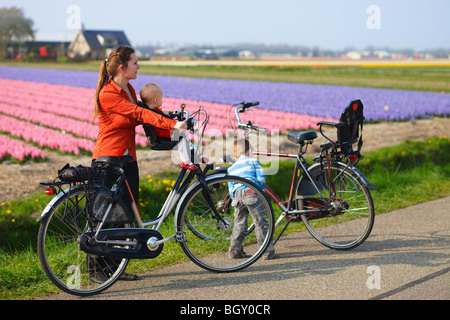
349, 155, 358, 163
45, 188, 55, 195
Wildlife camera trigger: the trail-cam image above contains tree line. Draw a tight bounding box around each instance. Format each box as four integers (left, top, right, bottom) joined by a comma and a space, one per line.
0, 7, 34, 59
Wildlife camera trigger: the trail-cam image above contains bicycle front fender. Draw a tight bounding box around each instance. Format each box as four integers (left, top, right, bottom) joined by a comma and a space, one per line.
173, 172, 227, 228
37, 189, 70, 222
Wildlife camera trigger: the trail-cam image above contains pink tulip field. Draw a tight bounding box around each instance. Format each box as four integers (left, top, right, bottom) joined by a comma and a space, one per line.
0, 133, 45, 162
0, 114, 94, 156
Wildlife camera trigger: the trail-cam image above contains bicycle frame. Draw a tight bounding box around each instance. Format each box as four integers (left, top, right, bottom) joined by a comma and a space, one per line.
234, 104, 326, 217
86, 106, 222, 249
92, 162, 223, 249
231, 101, 375, 245
252, 149, 331, 243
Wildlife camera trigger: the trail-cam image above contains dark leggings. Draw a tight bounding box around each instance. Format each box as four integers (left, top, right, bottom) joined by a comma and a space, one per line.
88, 160, 139, 277
121, 161, 139, 209
92, 160, 139, 212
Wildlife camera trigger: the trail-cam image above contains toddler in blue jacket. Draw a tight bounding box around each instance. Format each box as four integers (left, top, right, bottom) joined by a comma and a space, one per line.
227, 139, 275, 260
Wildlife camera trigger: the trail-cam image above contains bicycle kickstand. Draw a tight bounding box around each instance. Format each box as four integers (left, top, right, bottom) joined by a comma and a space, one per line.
273, 219, 291, 245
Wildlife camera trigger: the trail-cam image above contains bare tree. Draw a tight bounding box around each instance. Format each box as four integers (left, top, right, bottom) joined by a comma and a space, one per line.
0, 7, 34, 59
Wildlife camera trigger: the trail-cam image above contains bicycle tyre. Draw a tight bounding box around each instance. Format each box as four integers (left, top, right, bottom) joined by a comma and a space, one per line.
297, 161, 375, 250
37, 185, 133, 296
175, 175, 275, 272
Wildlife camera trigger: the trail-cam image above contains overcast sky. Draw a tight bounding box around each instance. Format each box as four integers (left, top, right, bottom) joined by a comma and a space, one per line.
3, 0, 450, 50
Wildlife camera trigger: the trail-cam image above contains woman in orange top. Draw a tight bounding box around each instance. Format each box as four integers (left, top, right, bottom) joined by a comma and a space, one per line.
91, 46, 186, 281
93, 45, 186, 200
93, 46, 186, 160
93, 45, 187, 200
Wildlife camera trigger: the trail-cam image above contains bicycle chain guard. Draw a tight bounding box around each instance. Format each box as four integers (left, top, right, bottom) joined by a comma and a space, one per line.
79, 228, 164, 259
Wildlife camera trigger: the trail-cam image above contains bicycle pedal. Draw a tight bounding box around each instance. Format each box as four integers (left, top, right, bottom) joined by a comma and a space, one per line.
175, 231, 187, 243
285, 213, 301, 222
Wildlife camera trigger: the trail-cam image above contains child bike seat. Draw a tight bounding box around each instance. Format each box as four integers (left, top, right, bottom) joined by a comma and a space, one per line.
143, 124, 180, 150
317, 99, 364, 157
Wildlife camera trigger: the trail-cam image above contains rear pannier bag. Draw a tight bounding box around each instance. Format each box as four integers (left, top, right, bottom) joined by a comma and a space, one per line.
58, 163, 95, 182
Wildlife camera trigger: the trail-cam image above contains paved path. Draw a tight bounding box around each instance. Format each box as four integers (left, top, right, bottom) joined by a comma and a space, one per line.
44, 196, 450, 302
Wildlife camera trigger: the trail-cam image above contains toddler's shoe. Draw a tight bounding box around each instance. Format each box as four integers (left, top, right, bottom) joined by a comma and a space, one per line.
180, 161, 198, 171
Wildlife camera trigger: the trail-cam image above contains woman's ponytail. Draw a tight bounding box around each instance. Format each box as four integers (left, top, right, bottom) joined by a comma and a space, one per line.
93, 59, 109, 119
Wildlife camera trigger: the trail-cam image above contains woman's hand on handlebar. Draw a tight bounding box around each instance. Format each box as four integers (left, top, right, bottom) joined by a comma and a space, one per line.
174, 121, 188, 131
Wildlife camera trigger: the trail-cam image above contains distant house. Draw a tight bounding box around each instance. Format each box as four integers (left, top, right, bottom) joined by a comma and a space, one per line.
68, 29, 131, 60
346, 51, 362, 60
13, 40, 70, 61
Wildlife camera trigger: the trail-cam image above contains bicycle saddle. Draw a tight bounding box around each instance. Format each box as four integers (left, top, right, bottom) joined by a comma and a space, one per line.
94, 155, 134, 168
287, 131, 317, 145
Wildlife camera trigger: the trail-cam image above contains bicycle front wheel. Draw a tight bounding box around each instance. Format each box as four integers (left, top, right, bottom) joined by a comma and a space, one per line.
176, 175, 275, 272
297, 161, 375, 250
37, 185, 132, 296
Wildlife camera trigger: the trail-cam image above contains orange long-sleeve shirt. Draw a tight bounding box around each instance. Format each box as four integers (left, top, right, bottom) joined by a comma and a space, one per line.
93, 80, 177, 160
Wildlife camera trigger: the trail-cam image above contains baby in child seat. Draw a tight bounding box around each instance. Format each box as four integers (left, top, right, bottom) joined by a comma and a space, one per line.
139, 83, 207, 170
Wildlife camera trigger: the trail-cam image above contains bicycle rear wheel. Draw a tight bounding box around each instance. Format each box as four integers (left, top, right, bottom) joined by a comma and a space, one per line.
297, 161, 375, 250
176, 175, 275, 272
37, 185, 132, 296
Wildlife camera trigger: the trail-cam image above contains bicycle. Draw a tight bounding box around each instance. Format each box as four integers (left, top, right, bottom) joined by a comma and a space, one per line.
37, 105, 275, 296
215, 100, 376, 250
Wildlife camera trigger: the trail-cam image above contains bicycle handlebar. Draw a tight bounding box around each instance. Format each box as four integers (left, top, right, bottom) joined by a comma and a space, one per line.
233, 101, 267, 134
171, 104, 201, 132
234, 101, 260, 112
186, 117, 197, 131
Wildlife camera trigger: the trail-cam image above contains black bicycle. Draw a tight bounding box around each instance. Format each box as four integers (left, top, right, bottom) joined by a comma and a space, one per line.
220, 100, 376, 250
37, 105, 275, 296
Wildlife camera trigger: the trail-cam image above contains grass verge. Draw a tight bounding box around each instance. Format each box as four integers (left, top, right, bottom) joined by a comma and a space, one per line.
0, 137, 448, 299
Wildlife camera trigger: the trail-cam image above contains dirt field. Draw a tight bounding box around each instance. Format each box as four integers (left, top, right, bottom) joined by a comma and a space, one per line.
0, 117, 448, 202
